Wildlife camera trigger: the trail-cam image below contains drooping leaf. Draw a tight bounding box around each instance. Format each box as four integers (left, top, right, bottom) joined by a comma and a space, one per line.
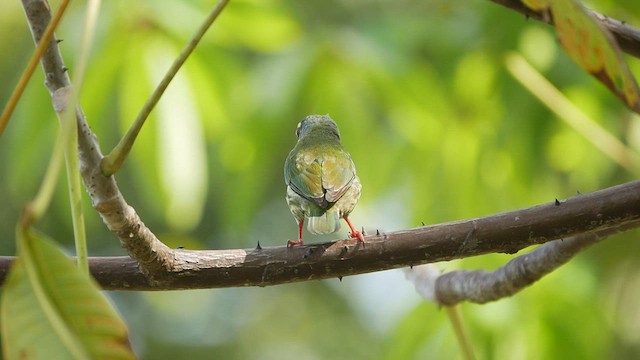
1, 228, 136, 360
550, 0, 640, 113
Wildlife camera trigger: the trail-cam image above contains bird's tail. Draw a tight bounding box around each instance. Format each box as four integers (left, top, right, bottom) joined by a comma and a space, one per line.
307, 209, 341, 235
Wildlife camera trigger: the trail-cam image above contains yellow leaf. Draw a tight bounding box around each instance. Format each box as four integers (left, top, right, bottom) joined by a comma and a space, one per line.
551, 0, 640, 112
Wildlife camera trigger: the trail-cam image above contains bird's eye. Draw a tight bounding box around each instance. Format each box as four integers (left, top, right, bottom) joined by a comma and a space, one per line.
295, 122, 303, 138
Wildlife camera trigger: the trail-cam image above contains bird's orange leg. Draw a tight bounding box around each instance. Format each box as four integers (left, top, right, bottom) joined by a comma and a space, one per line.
288, 220, 304, 247
343, 216, 365, 244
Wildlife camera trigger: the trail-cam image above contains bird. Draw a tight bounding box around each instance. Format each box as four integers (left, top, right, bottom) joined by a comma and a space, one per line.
284, 114, 364, 247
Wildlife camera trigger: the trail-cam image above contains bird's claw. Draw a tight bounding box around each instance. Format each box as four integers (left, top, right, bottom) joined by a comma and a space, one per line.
349, 230, 365, 244
287, 239, 304, 248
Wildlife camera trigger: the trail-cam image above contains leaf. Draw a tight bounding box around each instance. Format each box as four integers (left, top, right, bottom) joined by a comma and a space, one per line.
551, 0, 640, 113
1, 229, 136, 360
522, 0, 551, 11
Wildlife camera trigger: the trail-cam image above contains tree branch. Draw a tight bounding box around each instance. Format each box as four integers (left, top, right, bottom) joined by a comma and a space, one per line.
491, 0, 640, 59
1, 180, 638, 291
433, 221, 636, 305
23, 0, 173, 278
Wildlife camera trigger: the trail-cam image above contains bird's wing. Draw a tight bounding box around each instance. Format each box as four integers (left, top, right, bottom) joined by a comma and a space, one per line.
285, 151, 327, 208
321, 150, 356, 203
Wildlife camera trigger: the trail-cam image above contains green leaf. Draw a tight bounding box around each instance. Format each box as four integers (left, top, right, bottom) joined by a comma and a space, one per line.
1, 229, 136, 360
551, 0, 640, 113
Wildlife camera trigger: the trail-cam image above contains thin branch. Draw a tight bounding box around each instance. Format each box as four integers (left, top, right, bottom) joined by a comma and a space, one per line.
490, 0, 640, 59
433, 221, 637, 305
1, 180, 638, 291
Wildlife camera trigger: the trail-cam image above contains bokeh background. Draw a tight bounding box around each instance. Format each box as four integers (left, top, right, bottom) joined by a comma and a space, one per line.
1, 0, 640, 358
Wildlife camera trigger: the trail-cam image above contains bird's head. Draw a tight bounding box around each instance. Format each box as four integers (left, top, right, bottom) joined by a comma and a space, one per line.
295, 114, 341, 141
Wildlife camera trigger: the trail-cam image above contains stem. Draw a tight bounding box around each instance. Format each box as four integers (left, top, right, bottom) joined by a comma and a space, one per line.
63, 0, 102, 275
64, 124, 88, 274
506, 52, 640, 172
29, 105, 74, 222
445, 306, 476, 360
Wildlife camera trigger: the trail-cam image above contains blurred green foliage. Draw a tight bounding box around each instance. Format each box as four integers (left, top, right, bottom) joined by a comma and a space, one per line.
1, 0, 640, 358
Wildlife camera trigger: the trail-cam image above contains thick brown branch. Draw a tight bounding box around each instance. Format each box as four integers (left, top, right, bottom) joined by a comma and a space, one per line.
1, 180, 638, 291
491, 0, 640, 59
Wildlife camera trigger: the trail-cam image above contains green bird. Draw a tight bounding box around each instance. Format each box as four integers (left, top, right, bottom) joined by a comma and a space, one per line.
284, 114, 364, 247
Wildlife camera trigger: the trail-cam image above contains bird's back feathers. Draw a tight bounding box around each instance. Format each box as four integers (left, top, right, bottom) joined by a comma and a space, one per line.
284, 143, 356, 210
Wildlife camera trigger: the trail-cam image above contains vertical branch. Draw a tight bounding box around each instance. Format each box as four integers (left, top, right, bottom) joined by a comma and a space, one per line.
21, 0, 175, 277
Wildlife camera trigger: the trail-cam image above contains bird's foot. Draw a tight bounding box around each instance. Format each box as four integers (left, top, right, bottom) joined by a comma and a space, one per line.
349, 230, 365, 244
287, 239, 304, 248
343, 216, 365, 247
